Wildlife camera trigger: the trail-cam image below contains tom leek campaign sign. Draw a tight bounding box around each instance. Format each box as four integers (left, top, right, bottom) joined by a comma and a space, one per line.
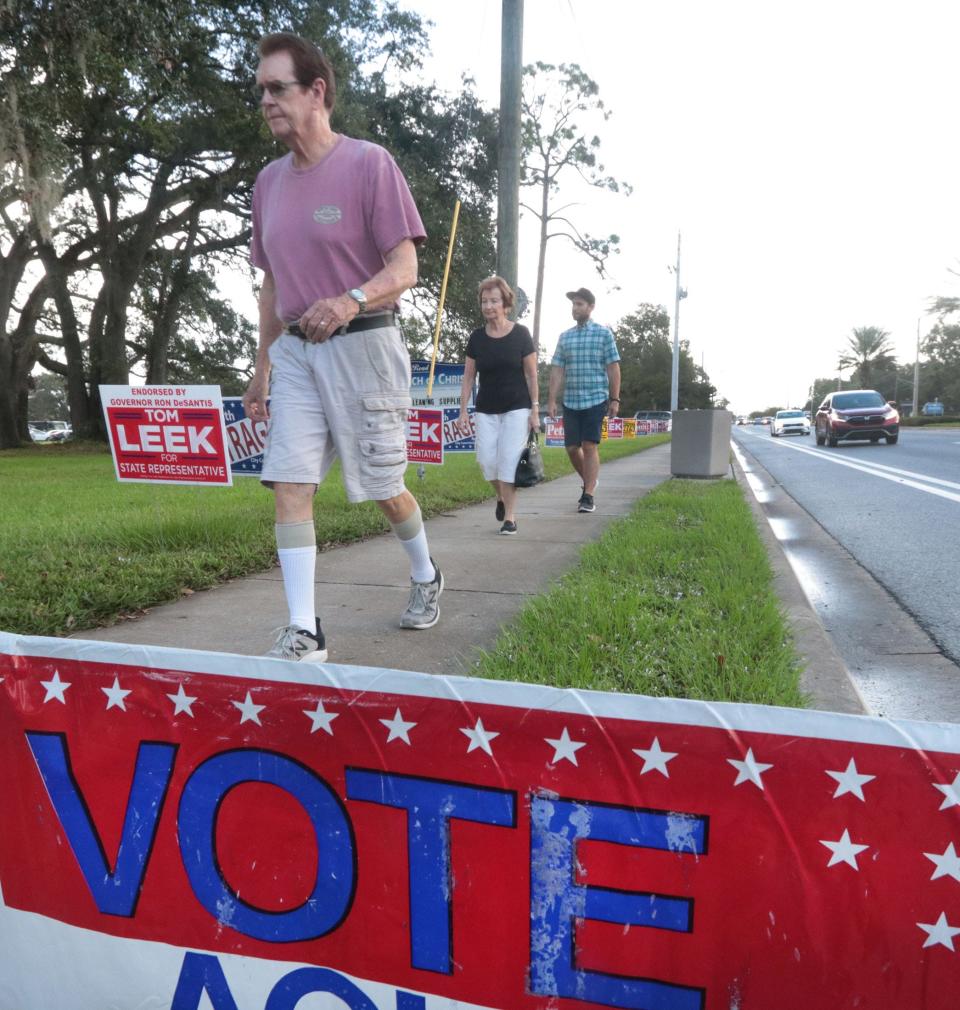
2, 634, 960, 1009
100, 385, 232, 486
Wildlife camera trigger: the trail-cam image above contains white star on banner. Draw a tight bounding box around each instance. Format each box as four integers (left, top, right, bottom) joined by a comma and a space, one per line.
727, 748, 773, 789
632, 737, 678, 777
40, 671, 71, 705
917, 912, 960, 951
820, 828, 869, 870
302, 700, 338, 735
101, 677, 131, 711
380, 708, 416, 745
545, 727, 586, 766
232, 691, 265, 726
460, 718, 499, 756
166, 684, 197, 717
924, 843, 960, 883
933, 772, 960, 811
826, 758, 875, 801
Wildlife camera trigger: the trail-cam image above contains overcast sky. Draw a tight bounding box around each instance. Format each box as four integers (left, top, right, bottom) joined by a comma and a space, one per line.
408, 0, 960, 412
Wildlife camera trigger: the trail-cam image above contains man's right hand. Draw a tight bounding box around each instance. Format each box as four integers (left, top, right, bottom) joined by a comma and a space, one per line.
547, 401, 557, 418
243, 372, 270, 422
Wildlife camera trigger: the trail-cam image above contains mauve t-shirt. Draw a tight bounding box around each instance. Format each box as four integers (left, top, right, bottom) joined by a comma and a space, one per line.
250, 137, 426, 321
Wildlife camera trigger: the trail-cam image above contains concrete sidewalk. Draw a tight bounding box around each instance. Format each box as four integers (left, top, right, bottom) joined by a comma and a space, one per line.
80, 445, 674, 675
77, 441, 864, 714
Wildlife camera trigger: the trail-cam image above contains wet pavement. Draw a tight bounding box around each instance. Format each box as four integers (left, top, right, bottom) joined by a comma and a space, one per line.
733, 439, 960, 721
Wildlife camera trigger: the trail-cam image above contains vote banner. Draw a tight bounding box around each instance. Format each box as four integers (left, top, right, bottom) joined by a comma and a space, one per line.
2, 633, 960, 1009
544, 417, 565, 447
623, 418, 637, 439
405, 408, 443, 465
606, 417, 624, 439
100, 385, 232, 486
410, 360, 465, 409
442, 407, 475, 453
222, 397, 268, 477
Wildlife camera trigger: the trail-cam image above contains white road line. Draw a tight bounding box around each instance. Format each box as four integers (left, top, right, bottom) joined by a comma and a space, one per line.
735, 433, 960, 505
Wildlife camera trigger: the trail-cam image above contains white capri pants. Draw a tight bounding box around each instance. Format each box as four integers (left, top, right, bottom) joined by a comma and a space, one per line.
474, 408, 530, 483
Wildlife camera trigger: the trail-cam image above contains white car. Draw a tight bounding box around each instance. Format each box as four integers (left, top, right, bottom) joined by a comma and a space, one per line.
771, 409, 810, 437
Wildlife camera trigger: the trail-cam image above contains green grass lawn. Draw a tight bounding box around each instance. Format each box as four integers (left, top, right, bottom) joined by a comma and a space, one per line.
0, 436, 668, 636
473, 478, 806, 707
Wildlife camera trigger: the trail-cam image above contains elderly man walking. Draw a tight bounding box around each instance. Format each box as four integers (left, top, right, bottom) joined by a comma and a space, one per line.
243, 32, 442, 663
547, 288, 622, 513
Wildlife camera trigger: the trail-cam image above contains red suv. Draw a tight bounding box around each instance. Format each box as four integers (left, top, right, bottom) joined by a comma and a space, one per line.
815, 389, 899, 446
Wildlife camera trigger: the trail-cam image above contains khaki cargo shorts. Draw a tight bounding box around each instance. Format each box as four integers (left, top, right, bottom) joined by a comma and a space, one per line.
261, 325, 411, 503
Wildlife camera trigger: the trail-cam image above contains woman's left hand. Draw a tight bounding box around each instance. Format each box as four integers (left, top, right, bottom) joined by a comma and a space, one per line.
529, 409, 541, 431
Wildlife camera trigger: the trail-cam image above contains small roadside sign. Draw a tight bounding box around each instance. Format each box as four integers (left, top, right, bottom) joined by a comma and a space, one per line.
442, 407, 475, 452
544, 417, 565, 447
222, 397, 268, 477
100, 385, 232, 486
406, 407, 444, 465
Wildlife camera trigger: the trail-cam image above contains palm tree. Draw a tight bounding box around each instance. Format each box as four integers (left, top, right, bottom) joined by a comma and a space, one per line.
839, 326, 897, 390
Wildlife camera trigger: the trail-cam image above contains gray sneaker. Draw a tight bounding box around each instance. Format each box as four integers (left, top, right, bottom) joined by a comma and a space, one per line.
266, 621, 328, 663
400, 559, 444, 630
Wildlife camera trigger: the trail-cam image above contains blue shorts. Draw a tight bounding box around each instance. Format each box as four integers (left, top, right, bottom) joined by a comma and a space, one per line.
563, 401, 607, 446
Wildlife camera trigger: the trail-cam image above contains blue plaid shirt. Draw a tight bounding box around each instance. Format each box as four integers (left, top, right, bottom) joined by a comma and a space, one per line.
551, 320, 621, 409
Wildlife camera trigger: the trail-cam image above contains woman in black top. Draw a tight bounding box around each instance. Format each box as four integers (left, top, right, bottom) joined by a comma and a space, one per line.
458, 276, 539, 535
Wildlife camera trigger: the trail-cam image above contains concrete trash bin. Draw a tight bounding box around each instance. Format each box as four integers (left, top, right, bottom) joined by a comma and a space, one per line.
670, 409, 732, 478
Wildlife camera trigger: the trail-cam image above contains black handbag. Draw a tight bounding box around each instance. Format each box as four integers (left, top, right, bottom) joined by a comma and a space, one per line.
514, 431, 545, 487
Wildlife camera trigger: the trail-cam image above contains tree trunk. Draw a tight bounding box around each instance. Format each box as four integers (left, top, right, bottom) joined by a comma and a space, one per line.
0, 230, 34, 448
0, 340, 19, 448
37, 240, 94, 437
147, 213, 199, 384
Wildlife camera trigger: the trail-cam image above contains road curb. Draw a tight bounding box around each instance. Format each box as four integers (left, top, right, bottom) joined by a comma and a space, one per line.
730, 451, 868, 715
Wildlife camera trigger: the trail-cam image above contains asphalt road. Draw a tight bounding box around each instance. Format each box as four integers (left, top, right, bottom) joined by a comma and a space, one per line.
732, 424, 960, 720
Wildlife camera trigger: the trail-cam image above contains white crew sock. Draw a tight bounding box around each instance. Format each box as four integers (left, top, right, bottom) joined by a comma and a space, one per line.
275, 520, 317, 632
390, 506, 435, 583
277, 546, 317, 632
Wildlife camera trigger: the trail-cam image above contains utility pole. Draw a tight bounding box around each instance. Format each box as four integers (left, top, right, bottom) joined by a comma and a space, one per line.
669, 231, 687, 412
497, 0, 523, 307
912, 318, 921, 416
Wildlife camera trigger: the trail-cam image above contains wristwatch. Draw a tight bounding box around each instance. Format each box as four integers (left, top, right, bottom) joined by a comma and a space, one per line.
347, 288, 367, 313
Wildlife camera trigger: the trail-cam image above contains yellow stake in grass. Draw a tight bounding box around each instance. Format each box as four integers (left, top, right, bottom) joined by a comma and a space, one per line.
426, 199, 461, 399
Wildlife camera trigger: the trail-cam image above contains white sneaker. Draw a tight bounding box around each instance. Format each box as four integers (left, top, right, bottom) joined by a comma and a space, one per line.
266, 620, 328, 662
400, 559, 444, 630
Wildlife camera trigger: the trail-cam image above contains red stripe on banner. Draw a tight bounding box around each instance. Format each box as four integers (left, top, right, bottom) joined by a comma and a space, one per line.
1, 641, 960, 1009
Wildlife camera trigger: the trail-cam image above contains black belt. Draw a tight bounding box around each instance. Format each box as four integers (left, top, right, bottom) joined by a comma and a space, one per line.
286, 312, 396, 338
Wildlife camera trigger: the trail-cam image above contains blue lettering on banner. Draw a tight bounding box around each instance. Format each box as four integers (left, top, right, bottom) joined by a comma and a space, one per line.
25, 732, 177, 917
395, 994, 427, 1009
171, 952, 241, 1010
265, 967, 378, 1009
178, 749, 356, 942
171, 953, 428, 1010
345, 770, 517, 974
529, 794, 708, 1010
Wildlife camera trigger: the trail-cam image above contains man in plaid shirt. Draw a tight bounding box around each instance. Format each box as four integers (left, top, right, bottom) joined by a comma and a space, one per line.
547, 287, 621, 513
